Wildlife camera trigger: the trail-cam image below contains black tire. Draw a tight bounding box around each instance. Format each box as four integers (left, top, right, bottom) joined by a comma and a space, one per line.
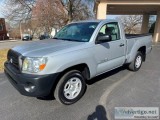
54, 70, 86, 105
128, 52, 143, 71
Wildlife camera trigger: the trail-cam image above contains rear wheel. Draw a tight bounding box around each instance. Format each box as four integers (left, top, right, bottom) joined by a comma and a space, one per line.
54, 70, 86, 105
128, 52, 143, 71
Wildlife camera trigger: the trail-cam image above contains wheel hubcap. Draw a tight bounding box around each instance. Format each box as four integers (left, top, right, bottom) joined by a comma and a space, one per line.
63, 77, 82, 100
135, 56, 142, 68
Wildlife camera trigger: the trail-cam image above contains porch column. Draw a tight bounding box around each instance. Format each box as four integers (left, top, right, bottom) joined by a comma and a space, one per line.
141, 14, 149, 34
97, 2, 107, 19
153, 11, 160, 42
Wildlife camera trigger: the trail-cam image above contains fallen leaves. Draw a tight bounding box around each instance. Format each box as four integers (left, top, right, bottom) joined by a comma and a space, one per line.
0, 49, 9, 72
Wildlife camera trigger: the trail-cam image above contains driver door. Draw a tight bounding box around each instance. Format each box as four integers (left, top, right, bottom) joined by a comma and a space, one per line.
94, 22, 126, 74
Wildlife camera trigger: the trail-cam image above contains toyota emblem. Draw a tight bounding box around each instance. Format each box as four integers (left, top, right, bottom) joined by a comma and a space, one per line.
10, 58, 13, 63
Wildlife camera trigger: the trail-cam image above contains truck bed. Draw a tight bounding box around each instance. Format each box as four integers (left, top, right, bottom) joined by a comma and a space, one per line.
125, 33, 152, 64
125, 34, 151, 39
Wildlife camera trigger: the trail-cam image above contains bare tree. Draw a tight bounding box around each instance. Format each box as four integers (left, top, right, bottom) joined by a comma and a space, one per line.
60, 0, 94, 23
3, 0, 94, 38
32, 0, 93, 34
3, 0, 93, 24
117, 15, 142, 34
9, 27, 21, 39
85, 0, 100, 18
2, 0, 36, 22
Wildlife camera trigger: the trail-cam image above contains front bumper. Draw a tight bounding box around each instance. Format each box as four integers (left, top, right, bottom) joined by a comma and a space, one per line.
4, 62, 59, 97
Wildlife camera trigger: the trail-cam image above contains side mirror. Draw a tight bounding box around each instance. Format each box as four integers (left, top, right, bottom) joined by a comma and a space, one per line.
96, 35, 112, 44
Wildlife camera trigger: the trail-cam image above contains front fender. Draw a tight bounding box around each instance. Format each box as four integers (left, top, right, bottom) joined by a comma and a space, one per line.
43, 49, 97, 78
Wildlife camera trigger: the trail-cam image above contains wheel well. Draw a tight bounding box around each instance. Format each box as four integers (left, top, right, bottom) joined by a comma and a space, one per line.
59, 64, 90, 80
138, 46, 146, 61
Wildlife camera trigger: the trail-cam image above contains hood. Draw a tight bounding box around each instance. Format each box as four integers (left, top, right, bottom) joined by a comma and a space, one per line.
12, 39, 87, 57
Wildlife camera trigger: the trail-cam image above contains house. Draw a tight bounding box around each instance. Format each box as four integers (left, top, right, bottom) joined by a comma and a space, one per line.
0, 18, 8, 40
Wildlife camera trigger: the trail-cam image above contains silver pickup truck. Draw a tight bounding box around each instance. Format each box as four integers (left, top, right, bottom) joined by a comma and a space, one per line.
4, 19, 152, 105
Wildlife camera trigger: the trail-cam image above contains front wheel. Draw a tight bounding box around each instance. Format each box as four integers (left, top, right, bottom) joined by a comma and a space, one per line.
128, 52, 143, 71
54, 70, 86, 105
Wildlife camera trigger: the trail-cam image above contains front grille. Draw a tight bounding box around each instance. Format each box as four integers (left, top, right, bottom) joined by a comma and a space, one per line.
7, 49, 21, 71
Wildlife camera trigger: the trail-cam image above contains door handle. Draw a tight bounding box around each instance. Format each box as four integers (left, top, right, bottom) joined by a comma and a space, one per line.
119, 43, 124, 47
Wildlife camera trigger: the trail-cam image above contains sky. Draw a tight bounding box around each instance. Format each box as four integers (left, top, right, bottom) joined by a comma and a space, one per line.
0, 0, 4, 18
107, 15, 119, 19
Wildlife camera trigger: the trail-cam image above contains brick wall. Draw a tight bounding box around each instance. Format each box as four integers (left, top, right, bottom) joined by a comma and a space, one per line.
0, 18, 8, 40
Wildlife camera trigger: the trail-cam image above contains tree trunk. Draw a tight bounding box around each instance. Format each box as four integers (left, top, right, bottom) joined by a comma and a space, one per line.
68, 0, 73, 23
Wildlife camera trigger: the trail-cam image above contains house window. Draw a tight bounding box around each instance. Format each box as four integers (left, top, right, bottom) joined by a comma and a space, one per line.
0, 23, 3, 31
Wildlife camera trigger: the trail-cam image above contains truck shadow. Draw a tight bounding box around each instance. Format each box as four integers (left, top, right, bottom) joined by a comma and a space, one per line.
86, 65, 127, 85
87, 105, 108, 120
37, 95, 54, 101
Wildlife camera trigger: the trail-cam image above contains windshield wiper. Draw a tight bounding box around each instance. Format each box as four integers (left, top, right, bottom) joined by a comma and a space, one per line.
53, 37, 85, 42
61, 38, 73, 41
53, 37, 71, 41
62, 38, 85, 42
53, 37, 59, 39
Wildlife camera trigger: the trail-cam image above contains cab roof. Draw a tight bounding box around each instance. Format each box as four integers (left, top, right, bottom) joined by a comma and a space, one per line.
71, 19, 119, 24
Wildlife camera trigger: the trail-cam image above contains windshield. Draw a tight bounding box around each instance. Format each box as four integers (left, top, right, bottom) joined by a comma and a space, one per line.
54, 22, 99, 42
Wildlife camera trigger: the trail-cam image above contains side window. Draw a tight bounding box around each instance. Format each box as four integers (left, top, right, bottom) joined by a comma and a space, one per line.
98, 22, 121, 41
99, 25, 106, 35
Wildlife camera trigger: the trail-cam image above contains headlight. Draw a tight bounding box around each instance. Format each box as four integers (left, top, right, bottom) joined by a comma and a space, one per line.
22, 57, 47, 73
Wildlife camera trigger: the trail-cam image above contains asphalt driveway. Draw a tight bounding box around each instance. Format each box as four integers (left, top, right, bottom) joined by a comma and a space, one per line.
0, 43, 159, 120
